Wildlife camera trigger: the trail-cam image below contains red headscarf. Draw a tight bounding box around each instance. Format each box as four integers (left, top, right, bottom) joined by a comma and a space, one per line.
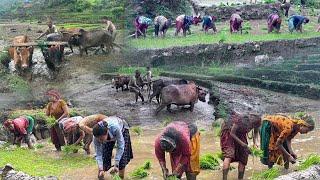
46, 89, 61, 100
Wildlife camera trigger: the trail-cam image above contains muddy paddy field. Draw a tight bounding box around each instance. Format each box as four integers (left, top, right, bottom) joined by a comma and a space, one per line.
1, 17, 320, 180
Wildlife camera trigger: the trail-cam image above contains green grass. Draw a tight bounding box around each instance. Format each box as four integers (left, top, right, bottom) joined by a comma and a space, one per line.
0, 148, 95, 177
128, 31, 320, 49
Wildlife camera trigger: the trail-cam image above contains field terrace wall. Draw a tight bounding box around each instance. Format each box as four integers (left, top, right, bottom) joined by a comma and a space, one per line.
197, 3, 281, 21
128, 37, 320, 67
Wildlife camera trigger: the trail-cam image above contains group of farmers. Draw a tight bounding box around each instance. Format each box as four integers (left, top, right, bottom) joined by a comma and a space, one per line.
3, 89, 315, 180
134, 5, 318, 38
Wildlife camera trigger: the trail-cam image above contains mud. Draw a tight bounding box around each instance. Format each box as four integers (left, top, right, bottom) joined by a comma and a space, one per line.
60, 124, 320, 180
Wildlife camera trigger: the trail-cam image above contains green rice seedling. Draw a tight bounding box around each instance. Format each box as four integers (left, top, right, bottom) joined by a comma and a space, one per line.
45, 116, 57, 127
112, 174, 121, 180
200, 128, 206, 132
131, 126, 143, 136
62, 144, 82, 154
216, 151, 224, 160
200, 153, 220, 170
142, 160, 152, 170
252, 167, 280, 180
166, 175, 179, 180
131, 167, 148, 179
298, 154, 320, 170
250, 147, 263, 157
35, 144, 45, 149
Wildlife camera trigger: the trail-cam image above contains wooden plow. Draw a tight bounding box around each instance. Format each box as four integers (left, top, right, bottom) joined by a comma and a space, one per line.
9, 41, 68, 47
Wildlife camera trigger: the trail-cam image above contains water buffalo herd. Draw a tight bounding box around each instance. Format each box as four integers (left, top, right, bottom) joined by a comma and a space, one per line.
111, 75, 208, 114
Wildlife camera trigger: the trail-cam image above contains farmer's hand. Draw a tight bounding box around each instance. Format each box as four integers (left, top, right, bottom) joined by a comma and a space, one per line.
110, 167, 119, 174
290, 153, 297, 159
242, 144, 251, 154
289, 155, 296, 164
98, 170, 104, 180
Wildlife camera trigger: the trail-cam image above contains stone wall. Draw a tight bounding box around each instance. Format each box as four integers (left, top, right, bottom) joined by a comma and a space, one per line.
127, 37, 320, 67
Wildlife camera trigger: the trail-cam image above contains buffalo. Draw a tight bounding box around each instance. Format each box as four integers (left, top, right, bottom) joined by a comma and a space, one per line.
149, 79, 188, 103
155, 82, 207, 114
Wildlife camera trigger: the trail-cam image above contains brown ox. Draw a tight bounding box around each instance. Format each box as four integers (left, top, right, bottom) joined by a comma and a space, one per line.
8, 35, 34, 70
155, 82, 207, 114
111, 75, 130, 92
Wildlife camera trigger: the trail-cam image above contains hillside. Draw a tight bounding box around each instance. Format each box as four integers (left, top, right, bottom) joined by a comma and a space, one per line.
0, 0, 125, 28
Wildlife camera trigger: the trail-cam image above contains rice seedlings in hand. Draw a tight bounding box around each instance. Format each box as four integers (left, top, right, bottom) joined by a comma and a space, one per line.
250, 147, 263, 157
200, 153, 220, 170
298, 154, 320, 170
131, 126, 143, 136
112, 174, 121, 180
252, 167, 280, 180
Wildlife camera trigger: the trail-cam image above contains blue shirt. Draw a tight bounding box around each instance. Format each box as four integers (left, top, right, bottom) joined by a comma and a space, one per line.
94, 116, 129, 170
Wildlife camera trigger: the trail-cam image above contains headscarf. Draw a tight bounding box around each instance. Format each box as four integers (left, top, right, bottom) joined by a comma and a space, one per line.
46, 89, 61, 100
160, 136, 176, 151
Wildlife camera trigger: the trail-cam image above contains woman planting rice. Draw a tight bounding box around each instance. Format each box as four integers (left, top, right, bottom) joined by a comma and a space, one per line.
220, 112, 261, 180
155, 121, 200, 180
260, 114, 315, 169
45, 90, 69, 151
93, 116, 133, 180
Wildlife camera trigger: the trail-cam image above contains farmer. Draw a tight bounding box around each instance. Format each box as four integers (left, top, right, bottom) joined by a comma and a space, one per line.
102, 17, 116, 40
230, 10, 243, 34
143, 66, 152, 96
60, 116, 91, 154
220, 112, 261, 180
45, 89, 69, 151
260, 114, 315, 169
129, 70, 145, 103
267, 10, 282, 33
175, 14, 193, 36
134, 15, 152, 38
280, 0, 291, 17
288, 15, 309, 33
202, 13, 217, 34
3, 116, 35, 149
154, 15, 171, 37
93, 117, 133, 180
79, 114, 107, 134
155, 121, 200, 180
36, 18, 59, 40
